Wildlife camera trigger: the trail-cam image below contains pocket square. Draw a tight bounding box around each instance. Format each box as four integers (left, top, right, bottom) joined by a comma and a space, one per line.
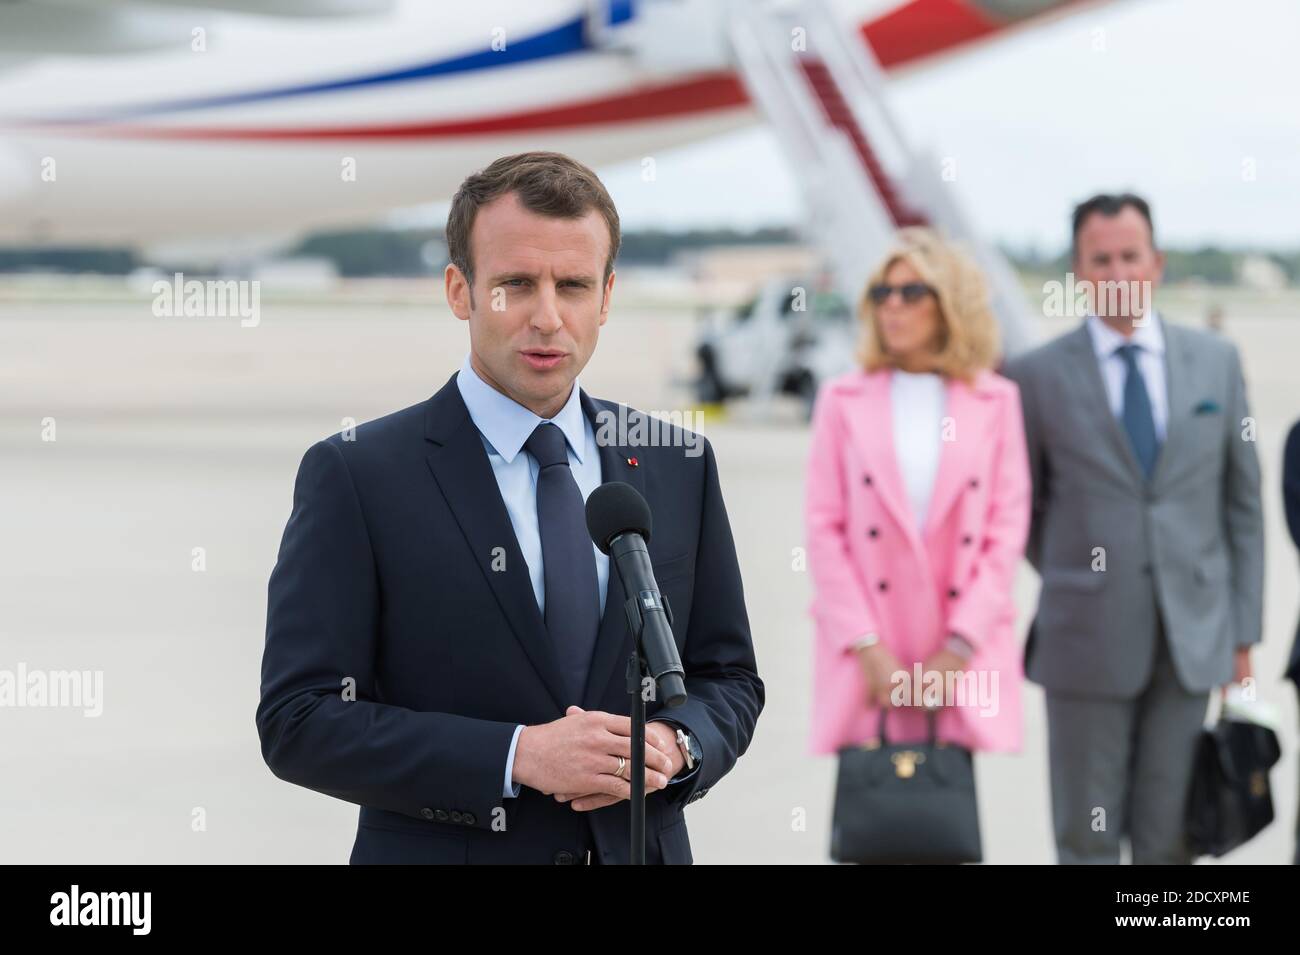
1194, 399, 1222, 414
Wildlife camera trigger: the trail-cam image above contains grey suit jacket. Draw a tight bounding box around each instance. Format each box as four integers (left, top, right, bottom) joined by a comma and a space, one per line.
1004, 318, 1263, 697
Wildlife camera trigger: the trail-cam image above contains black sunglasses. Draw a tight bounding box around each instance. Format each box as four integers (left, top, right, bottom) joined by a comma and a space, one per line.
867, 282, 935, 305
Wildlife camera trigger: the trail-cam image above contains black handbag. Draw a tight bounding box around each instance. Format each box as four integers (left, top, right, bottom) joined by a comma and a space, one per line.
831, 709, 982, 864
1186, 714, 1281, 858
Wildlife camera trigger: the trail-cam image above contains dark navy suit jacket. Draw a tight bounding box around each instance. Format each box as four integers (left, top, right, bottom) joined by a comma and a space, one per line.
256, 373, 763, 863
1284, 420, 1300, 686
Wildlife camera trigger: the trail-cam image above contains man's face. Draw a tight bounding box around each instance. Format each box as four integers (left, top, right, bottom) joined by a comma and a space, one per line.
1073, 205, 1165, 326
445, 192, 614, 418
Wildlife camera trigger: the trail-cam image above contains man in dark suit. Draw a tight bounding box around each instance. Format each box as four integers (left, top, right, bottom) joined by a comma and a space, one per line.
1283, 420, 1300, 863
255, 151, 763, 864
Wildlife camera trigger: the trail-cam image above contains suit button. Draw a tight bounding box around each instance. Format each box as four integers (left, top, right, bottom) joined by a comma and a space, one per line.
878, 580, 888, 592
961, 534, 973, 546
867, 526, 880, 539
420, 807, 435, 820
450, 810, 463, 824
554, 850, 576, 865
434, 809, 449, 823
463, 812, 476, 826
863, 474, 873, 486
1142, 563, 1152, 575
948, 587, 960, 598
968, 478, 979, 489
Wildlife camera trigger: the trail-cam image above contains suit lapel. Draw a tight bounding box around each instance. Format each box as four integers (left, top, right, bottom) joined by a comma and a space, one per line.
578, 393, 648, 711
423, 374, 570, 712
1151, 322, 1191, 489
841, 372, 927, 558
424, 376, 655, 714
923, 376, 984, 537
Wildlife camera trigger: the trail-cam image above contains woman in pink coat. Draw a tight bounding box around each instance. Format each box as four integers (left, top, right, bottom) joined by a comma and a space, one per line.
805, 228, 1030, 757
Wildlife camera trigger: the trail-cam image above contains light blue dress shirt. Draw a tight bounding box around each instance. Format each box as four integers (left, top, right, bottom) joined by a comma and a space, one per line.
455, 354, 699, 801
455, 354, 608, 798
1085, 312, 1169, 442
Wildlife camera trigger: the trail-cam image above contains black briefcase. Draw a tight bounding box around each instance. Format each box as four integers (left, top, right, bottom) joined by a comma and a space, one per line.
831, 709, 982, 864
1186, 715, 1281, 858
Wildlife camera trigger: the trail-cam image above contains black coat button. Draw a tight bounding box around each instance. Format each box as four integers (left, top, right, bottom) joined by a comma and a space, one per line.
554, 850, 576, 865
434, 809, 449, 823
962, 534, 973, 545
868, 526, 880, 539
463, 812, 476, 826
449, 810, 463, 824
420, 807, 435, 820
968, 478, 979, 489
948, 587, 960, 598
863, 474, 873, 486
878, 580, 888, 592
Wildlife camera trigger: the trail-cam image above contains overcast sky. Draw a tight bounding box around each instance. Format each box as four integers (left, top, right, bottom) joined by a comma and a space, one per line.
592, 0, 1300, 251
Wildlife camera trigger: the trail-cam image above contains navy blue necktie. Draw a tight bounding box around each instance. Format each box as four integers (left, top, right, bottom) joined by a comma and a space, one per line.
1116, 343, 1159, 479
524, 422, 600, 704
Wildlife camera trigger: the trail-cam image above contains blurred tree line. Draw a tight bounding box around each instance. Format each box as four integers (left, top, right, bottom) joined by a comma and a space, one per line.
1, 228, 1297, 287
1006, 243, 1300, 285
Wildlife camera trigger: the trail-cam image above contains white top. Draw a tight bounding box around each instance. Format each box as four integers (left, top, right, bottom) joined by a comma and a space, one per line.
1085, 312, 1169, 442
890, 369, 946, 527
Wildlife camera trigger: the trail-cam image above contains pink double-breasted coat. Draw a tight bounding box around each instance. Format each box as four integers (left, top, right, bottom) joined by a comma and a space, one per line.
804, 368, 1031, 754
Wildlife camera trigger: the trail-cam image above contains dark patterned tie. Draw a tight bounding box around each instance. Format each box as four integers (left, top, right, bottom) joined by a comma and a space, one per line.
1116, 343, 1159, 479
524, 422, 600, 704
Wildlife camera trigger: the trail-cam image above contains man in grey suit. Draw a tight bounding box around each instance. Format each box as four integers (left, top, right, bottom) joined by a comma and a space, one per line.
1004, 194, 1263, 864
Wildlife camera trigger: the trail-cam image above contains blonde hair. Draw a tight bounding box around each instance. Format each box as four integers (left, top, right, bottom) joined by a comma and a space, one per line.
857, 227, 999, 381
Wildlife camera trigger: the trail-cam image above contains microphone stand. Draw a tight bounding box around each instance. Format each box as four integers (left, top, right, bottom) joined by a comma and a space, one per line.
622, 592, 685, 865
626, 645, 648, 865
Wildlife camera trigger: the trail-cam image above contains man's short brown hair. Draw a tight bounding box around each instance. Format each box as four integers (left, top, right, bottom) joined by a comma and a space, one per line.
445, 151, 622, 290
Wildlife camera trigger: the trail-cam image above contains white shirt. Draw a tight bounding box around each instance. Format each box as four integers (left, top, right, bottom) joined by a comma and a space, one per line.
1085, 312, 1169, 442
890, 369, 946, 528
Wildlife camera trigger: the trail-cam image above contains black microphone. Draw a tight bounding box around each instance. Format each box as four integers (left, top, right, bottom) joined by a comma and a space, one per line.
586, 481, 687, 708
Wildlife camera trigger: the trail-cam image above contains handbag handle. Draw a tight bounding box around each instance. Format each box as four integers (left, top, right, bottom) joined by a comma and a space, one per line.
875, 706, 939, 747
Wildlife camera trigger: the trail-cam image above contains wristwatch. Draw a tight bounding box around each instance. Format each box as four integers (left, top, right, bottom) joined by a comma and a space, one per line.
944, 633, 975, 659
673, 727, 702, 772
